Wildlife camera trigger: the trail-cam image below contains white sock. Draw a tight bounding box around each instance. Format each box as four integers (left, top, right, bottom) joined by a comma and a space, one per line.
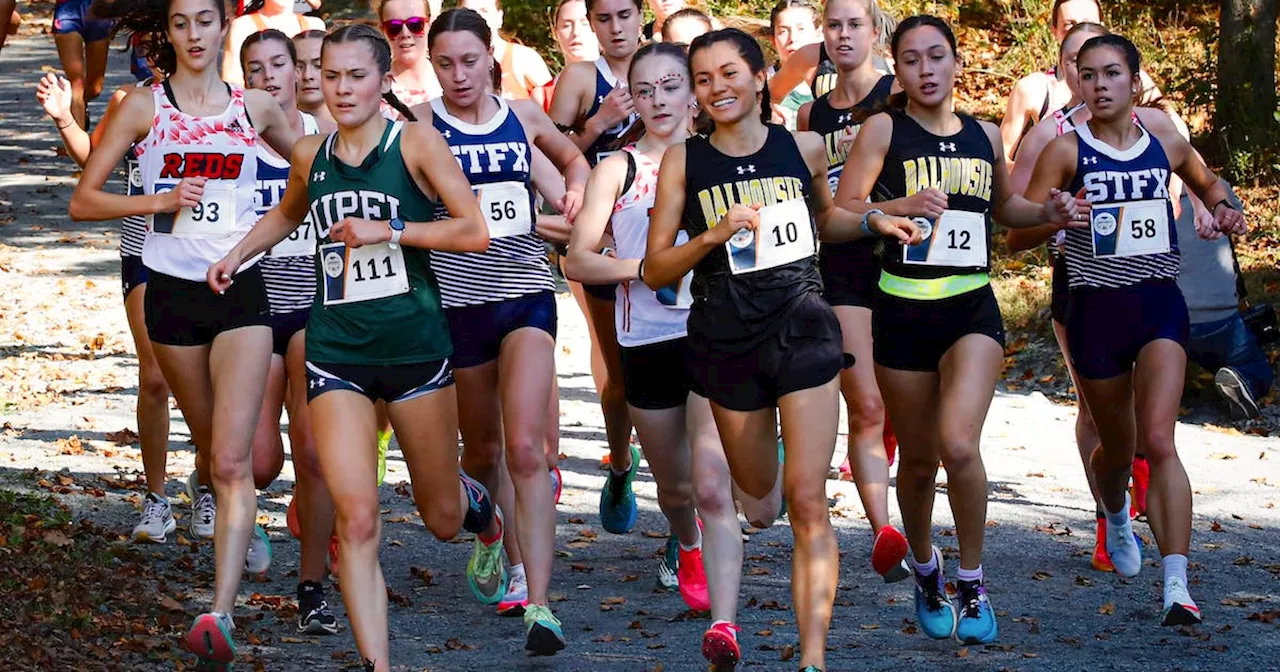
509, 563, 526, 585
1105, 493, 1133, 529
679, 526, 703, 552
956, 565, 983, 583
910, 550, 938, 576
1162, 554, 1188, 586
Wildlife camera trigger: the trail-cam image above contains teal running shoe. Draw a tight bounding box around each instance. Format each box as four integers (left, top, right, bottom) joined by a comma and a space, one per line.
599, 443, 640, 534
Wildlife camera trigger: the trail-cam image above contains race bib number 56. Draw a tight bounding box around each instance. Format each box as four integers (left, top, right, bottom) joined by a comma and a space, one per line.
320, 241, 409, 305
476, 181, 532, 239
725, 198, 816, 275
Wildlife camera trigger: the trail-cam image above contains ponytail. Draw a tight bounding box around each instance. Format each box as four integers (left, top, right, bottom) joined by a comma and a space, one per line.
383, 91, 418, 121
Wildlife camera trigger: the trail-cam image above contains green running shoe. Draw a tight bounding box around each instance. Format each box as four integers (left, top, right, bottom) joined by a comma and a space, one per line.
466, 508, 507, 604
376, 429, 392, 486
524, 604, 566, 656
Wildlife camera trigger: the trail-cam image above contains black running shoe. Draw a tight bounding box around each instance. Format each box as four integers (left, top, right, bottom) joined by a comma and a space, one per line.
297, 581, 339, 635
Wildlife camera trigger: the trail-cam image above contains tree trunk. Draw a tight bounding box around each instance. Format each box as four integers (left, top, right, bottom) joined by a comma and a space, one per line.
1215, 0, 1278, 175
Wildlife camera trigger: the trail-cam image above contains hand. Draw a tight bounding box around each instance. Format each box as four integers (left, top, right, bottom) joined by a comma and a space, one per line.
36, 73, 73, 127
868, 212, 923, 245
712, 203, 761, 244
837, 125, 859, 155
900, 188, 947, 219
1212, 202, 1247, 237
1045, 187, 1091, 229
330, 217, 392, 248
206, 254, 241, 294
160, 177, 206, 213
535, 214, 573, 245
1193, 204, 1221, 240
557, 188, 584, 223
593, 87, 635, 131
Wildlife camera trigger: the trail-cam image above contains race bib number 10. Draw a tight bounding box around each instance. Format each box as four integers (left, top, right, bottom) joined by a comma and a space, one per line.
902, 210, 987, 267
725, 198, 816, 276
319, 241, 409, 305
476, 181, 532, 239
153, 182, 235, 239
1090, 199, 1171, 258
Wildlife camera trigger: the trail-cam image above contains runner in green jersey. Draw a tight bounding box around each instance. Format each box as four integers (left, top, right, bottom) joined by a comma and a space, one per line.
208, 25, 500, 672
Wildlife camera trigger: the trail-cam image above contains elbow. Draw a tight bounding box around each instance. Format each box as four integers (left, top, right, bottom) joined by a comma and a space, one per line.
68, 196, 90, 221
465, 223, 490, 253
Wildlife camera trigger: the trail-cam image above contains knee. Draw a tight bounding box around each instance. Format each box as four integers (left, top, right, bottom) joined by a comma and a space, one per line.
461, 439, 503, 476
937, 438, 981, 475
419, 499, 462, 541
692, 468, 733, 518
86, 80, 104, 100
656, 476, 695, 513
847, 392, 886, 433
599, 378, 627, 408
335, 502, 381, 546
782, 481, 830, 530
138, 365, 170, 401
505, 438, 546, 478
253, 460, 282, 489
1138, 427, 1176, 463
291, 439, 324, 482
896, 450, 939, 483
209, 450, 252, 487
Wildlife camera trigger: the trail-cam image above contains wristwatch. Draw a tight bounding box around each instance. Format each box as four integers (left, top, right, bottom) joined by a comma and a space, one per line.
388, 218, 405, 249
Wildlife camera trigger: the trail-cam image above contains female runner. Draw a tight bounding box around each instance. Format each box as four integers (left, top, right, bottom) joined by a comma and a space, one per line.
208, 24, 500, 671
799, 0, 907, 583
1023, 33, 1244, 626
458, 0, 554, 104
643, 28, 919, 672
548, 0, 645, 536
221, 0, 324, 86
240, 28, 339, 634
410, 8, 589, 654
70, 0, 300, 662
380, 0, 443, 113
837, 14, 1086, 646
37, 71, 175, 544
293, 29, 337, 130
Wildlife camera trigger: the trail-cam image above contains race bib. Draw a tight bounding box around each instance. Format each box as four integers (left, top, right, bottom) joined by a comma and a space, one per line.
826, 166, 843, 197
902, 210, 987, 267
153, 182, 235, 239
653, 272, 694, 310
726, 198, 816, 276
476, 181, 532, 238
270, 221, 316, 258
1090, 199, 1171, 258
319, 241, 409, 306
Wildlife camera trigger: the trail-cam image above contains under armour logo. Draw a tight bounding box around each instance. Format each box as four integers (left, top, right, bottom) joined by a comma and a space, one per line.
597, 95, 605, 105
442, 130, 452, 139
1083, 156, 1098, 165
736, 165, 756, 175
939, 142, 956, 152
312, 171, 326, 182
837, 112, 853, 125
309, 378, 325, 389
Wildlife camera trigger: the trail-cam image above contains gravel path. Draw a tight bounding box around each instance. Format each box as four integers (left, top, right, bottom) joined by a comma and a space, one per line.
2, 35, 1279, 672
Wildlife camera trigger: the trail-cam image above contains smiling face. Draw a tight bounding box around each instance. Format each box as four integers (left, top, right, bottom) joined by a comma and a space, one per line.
822, 0, 874, 71
630, 51, 692, 137
244, 38, 298, 109
772, 6, 820, 61
589, 0, 641, 61
554, 0, 598, 63
294, 36, 324, 109
691, 40, 765, 126
1078, 43, 1136, 122
322, 40, 393, 129
431, 29, 493, 110
893, 24, 956, 109
167, 0, 226, 73
380, 0, 431, 67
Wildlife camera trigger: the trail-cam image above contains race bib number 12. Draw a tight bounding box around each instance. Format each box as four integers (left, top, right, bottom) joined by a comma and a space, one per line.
726, 198, 816, 276
319, 241, 409, 305
902, 210, 987, 267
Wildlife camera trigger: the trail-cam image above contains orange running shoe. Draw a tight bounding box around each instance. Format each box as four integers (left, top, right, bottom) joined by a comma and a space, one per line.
1130, 455, 1149, 518
701, 621, 741, 668
286, 496, 301, 539
872, 525, 911, 582
884, 414, 898, 467
1091, 518, 1115, 572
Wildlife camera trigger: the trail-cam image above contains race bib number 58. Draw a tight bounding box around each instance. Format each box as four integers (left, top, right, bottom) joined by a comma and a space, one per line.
320, 241, 409, 305
1090, 199, 1171, 258
725, 198, 816, 275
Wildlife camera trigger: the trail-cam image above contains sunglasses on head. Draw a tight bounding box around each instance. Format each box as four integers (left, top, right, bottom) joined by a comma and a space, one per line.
383, 16, 428, 37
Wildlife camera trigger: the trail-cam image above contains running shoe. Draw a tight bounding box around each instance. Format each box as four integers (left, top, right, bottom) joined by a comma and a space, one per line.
1130, 455, 1150, 517
1105, 505, 1143, 578
550, 465, 563, 505
776, 437, 787, 519
460, 472, 495, 534
1215, 366, 1260, 419
1161, 576, 1203, 626
376, 429, 392, 486
186, 471, 216, 539
523, 604, 566, 656
871, 525, 910, 583
701, 621, 741, 668
467, 508, 507, 605
657, 534, 679, 591
677, 544, 710, 611
286, 495, 301, 539
297, 581, 339, 635
131, 492, 176, 543
599, 443, 640, 534
1091, 518, 1115, 572
327, 535, 340, 582
497, 568, 529, 617
884, 415, 898, 467
245, 524, 272, 575
955, 578, 999, 644
185, 612, 236, 664
912, 547, 957, 640
800, 668, 823, 672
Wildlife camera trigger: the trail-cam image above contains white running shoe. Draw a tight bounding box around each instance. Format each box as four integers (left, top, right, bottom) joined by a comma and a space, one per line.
131, 492, 176, 543
1161, 576, 1203, 626
186, 471, 216, 539
245, 524, 272, 575
1105, 496, 1142, 578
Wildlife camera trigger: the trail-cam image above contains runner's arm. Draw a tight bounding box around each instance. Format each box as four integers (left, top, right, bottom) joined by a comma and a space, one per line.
69, 90, 165, 221
548, 63, 600, 151
998, 73, 1041, 165
402, 122, 490, 252
769, 43, 818, 105
246, 88, 300, 159
517, 99, 591, 220
564, 153, 634, 284
798, 131, 918, 244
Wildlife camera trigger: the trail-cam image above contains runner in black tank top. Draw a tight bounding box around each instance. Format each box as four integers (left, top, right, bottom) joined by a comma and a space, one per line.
796, 0, 908, 586
642, 29, 918, 672
837, 15, 1086, 650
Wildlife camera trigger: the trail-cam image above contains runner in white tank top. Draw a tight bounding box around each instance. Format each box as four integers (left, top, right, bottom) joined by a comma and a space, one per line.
563, 43, 782, 669
68, 0, 299, 664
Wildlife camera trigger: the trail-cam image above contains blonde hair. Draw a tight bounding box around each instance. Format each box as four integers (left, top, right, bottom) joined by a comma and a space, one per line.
823, 0, 896, 50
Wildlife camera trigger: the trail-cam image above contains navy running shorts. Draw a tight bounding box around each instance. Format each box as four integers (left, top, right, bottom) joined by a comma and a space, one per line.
1066, 280, 1189, 380
270, 308, 309, 357
445, 290, 557, 368
53, 0, 113, 41
819, 239, 879, 309
305, 358, 454, 404
121, 255, 149, 300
